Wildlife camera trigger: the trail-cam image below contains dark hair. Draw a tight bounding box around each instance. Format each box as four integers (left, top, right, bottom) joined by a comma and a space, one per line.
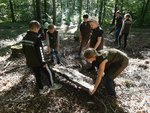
84, 48, 97, 59
83, 14, 89, 18
29, 20, 41, 29
48, 24, 54, 29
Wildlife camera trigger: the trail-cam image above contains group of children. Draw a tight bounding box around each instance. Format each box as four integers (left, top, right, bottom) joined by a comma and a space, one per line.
22, 11, 130, 98
78, 13, 129, 98
114, 10, 132, 49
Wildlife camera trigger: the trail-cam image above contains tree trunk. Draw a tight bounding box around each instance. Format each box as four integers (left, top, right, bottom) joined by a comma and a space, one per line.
52, 0, 56, 24
111, 0, 118, 25
44, 0, 47, 19
86, 0, 89, 13
102, 0, 106, 24
32, 0, 36, 19
9, 0, 16, 22
52, 65, 93, 91
139, 0, 150, 26
35, 0, 42, 23
120, 0, 123, 13
98, 0, 103, 24
78, 0, 82, 25
72, 0, 75, 10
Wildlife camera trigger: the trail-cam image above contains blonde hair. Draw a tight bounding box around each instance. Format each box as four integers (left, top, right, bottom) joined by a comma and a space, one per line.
84, 48, 97, 59
89, 18, 99, 25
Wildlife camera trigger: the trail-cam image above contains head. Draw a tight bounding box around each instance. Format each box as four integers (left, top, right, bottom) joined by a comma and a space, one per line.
84, 48, 97, 63
115, 10, 121, 17
89, 19, 99, 29
83, 14, 89, 22
48, 24, 55, 33
124, 13, 131, 19
29, 20, 41, 33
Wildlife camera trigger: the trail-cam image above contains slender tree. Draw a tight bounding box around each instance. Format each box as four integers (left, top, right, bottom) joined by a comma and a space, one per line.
44, 0, 47, 19
86, 0, 89, 13
9, 0, 16, 22
139, 0, 150, 25
32, 0, 36, 19
52, 0, 56, 24
111, 0, 118, 25
98, 0, 104, 24
35, 0, 42, 23
78, 0, 82, 24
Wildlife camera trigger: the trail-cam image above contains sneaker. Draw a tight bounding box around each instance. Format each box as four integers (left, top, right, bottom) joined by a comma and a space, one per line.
39, 85, 50, 95
49, 83, 62, 90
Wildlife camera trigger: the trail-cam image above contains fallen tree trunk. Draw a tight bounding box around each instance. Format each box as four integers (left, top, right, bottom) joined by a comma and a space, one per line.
51, 65, 93, 92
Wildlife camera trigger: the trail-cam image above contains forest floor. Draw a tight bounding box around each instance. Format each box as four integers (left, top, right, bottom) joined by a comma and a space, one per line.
0, 24, 150, 113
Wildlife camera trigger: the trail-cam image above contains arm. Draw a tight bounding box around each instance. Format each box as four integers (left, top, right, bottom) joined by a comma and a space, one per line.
46, 32, 51, 54
90, 59, 108, 95
119, 20, 125, 36
56, 31, 60, 51
94, 37, 101, 50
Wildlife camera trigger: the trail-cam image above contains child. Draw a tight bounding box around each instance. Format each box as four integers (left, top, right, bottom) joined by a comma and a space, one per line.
115, 10, 123, 44
46, 24, 61, 64
84, 48, 129, 97
22, 20, 54, 94
78, 14, 91, 56
118, 13, 132, 49
89, 19, 104, 50
87, 19, 104, 71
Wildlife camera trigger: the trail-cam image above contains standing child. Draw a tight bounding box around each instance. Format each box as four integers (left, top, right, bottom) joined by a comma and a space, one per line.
46, 24, 61, 64
78, 14, 91, 57
84, 48, 129, 97
89, 19, 104, 50
115, 10, 123, 44
22, 20, 54, 94
87, 19, 104, 71
118, 13, 132, 49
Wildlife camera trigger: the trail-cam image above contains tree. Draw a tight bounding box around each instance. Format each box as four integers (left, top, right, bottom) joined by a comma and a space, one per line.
35, 0, 42, 23
78, 0, 82, 24
9, 0, 16, 22
86, 0, 89, 13
44, 0, 47, 19
139, 0, 150, 26
52, 0, 56, 24
111, 0, 118, 25
98, 0, 104, 24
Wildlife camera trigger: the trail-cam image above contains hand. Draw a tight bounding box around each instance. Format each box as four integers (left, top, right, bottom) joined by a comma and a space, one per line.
89, 85, 96, 95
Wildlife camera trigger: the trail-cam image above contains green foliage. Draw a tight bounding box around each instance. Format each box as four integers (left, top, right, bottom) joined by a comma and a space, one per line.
0, 0, 149, 26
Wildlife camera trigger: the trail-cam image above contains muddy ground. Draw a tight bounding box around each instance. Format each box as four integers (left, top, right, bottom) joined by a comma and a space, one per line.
0, 27, 150, 113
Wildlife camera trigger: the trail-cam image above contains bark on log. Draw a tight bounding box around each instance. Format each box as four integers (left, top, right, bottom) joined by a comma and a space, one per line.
51, 65, 93, 91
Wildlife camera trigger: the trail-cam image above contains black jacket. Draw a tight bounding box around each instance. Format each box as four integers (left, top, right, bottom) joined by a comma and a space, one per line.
22, 31, 46, 67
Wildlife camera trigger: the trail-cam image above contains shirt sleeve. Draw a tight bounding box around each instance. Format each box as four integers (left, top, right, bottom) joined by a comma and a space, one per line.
97, 30, 103, 37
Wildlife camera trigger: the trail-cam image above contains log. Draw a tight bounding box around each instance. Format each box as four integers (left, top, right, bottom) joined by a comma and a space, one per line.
51, 65, 93, 91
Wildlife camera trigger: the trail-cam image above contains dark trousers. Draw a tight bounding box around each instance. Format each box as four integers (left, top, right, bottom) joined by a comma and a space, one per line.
32, 66, 53, 90
119, 33, 129, 48
102, 76, 116, 96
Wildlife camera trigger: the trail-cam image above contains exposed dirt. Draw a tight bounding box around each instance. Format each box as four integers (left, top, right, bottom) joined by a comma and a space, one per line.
0, 28, 150, 113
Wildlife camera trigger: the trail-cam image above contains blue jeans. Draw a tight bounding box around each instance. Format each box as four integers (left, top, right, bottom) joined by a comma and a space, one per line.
50, 49, 61, 64
115, 28, 121, 44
